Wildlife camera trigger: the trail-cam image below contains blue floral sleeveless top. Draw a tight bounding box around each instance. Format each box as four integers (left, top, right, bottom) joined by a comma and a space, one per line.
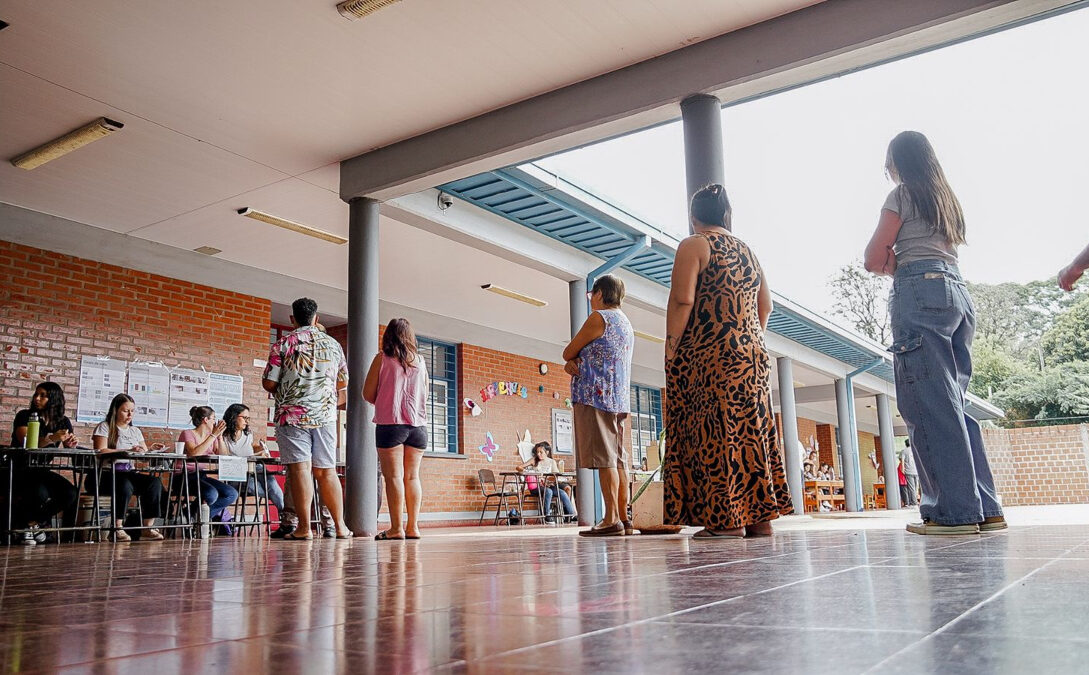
571, 308, 633, 413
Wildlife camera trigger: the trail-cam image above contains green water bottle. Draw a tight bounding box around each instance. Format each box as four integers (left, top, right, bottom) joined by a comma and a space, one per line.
26, 412, 40, 449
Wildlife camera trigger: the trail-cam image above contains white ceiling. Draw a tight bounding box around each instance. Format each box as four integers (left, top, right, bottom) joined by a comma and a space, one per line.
0, 0, 819, 249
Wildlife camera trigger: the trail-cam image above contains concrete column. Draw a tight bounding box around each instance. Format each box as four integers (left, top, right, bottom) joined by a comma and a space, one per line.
776, 357, 805, 515
834, 378, 861, 512
681, 94, 726, 230
876, 393, 901, 510
346, 197, 380, 536
569, 279, 596, 526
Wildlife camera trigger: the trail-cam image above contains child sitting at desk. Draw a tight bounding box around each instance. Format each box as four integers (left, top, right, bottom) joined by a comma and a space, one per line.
518, 441, 576, 523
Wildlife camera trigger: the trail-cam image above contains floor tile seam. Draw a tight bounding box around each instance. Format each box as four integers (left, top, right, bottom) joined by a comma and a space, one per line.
862, 554, 1067, 674
480, 560, 889, 662
34, 635, 240, 668
659, 619, 929, 635
484, 549, 856, 602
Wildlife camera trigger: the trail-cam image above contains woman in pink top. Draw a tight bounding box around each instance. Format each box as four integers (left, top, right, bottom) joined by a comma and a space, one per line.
176, 406, 238, 530
363, 318, 429, 541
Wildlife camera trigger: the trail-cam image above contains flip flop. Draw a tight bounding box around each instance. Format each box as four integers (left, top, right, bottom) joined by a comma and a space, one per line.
405, 534, 421, 540
374, 531, 405, 541
283, 533, 313, 541
692, 528, 744, 539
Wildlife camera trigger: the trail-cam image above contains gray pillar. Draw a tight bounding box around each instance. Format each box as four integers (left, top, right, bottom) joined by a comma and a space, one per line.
834, 378, 861, 512
776, 357, 804, 515
681, 94, 726, 230
346, 197, 380, 536
876, 393, 901, 510
569, 279, 595, 526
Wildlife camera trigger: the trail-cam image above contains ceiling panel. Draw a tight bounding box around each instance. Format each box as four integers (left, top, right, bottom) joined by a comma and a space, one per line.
0, 63, 288, 233
0, 1, 820, 176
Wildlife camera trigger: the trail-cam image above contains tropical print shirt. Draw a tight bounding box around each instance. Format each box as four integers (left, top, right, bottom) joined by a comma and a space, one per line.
263, 326, 348, 428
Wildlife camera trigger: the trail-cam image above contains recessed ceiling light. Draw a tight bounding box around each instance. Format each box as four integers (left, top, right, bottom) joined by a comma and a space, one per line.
193, 246, 222, 256
237, 208, 347, 245
336, 0, 401, 20
633, 330, 665, 344
480, 284, 547, 307
10, 117, 124, 170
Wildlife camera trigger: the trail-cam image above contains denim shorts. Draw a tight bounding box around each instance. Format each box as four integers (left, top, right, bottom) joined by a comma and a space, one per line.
275, 424, 337, 469
375, 424, 428, 450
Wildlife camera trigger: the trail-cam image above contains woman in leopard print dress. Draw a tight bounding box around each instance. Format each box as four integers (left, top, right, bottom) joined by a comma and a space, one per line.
663, 184, 793, 538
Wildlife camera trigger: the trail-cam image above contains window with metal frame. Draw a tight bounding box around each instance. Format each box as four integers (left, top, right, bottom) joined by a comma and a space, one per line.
417, 337, 458, 453
629, 384, 662, 467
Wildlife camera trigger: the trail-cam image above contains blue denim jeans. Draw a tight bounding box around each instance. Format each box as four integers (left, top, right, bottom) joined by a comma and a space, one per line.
530, 486, 576, 521
889, 260, 1003, 525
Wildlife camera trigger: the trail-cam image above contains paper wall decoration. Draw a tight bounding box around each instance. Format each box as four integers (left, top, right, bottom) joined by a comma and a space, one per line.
479, 380, 529, 402
76, 356, 128, 423
478, 432, 499, 462
516, 430, 534, 463
463, 398, 483, 416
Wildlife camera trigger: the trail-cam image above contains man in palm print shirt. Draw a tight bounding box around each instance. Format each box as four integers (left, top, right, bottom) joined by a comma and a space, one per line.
262, 298, 351, 539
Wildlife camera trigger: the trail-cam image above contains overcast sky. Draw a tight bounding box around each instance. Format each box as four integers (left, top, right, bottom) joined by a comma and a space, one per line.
538, 6, 1089, 316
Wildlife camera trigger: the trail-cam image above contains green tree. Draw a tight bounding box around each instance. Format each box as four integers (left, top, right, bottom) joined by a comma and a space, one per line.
968, 334, 1030, 400
1041, 294, 1089, 366
994, 361, 1089, 426
828, 260, 892, 344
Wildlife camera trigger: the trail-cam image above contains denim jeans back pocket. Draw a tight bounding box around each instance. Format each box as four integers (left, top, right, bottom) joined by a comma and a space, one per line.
911, 275, 953, 311
889, 335, 926, 383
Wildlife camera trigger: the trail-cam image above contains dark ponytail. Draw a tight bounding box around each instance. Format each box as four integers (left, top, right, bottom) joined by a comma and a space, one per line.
690, 184, 732, 229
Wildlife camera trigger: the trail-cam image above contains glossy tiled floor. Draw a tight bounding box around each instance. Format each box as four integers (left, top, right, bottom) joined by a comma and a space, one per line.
3, 517, 1089, 674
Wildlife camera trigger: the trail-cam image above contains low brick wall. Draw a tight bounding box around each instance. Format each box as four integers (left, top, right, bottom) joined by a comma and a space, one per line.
983, 424, 1089, 506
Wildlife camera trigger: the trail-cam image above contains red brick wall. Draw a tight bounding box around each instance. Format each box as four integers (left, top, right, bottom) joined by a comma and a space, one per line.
816, 424, 836, 471
982, 424, 1089, 506
0, 240, 272, 447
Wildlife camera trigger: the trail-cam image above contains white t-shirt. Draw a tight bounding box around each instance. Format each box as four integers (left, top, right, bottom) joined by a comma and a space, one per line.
92, 422, 146, 470
92, 422, 145, 450
223, 432, 255, 457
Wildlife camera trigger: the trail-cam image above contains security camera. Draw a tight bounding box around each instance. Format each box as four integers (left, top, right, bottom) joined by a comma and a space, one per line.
438, 192, 454, 211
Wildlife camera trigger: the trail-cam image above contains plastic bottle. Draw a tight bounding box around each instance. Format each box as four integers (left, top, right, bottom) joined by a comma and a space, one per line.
26, 412, 40, 449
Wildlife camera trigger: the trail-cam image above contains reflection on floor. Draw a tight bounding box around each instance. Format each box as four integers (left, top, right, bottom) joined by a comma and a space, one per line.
3, 517, 1089, 673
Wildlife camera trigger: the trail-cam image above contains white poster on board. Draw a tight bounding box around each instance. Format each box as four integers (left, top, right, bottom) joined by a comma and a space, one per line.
209, 372, 244, 418
552, 408, 574, 456
127, 362, 170, 427
168, 368, 211, 428
76, 356, 127, 423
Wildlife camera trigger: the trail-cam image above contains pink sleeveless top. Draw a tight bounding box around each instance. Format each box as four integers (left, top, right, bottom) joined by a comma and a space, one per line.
373, 353, 429, 427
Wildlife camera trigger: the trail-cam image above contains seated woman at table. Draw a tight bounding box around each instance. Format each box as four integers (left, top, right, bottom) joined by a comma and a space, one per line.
176, 406, 239, 531
221, 403, 284, 511
803, 461, 817, 481
7, 381, 80, 544
518, 441, 576, 523
543, 442, 575, 500
90, 393, 165, 542
820, 463, 837, 481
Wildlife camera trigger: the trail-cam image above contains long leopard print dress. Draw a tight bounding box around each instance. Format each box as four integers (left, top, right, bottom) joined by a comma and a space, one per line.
663, 231, 793, 530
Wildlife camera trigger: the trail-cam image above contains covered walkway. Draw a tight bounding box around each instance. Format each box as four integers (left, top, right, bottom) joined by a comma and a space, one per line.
2, 509, 1088, 673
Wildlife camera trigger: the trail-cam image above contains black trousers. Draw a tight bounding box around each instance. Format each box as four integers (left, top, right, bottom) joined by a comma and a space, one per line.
7, 469, 79, 528
87, 471, 163, 522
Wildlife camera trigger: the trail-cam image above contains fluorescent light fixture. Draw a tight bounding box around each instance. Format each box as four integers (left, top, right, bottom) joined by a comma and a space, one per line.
336, 0, 401, 20
480, 284, 547, 307
11, 117, 124, 170
633, 330, 665, 344
193, 246, 222, 256
237, 208, 347, 245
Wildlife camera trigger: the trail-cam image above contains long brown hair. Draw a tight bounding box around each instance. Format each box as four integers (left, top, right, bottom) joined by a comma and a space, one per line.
105, 393, 134, 448
382, 318, 418, 372
886, 131, 966, 246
